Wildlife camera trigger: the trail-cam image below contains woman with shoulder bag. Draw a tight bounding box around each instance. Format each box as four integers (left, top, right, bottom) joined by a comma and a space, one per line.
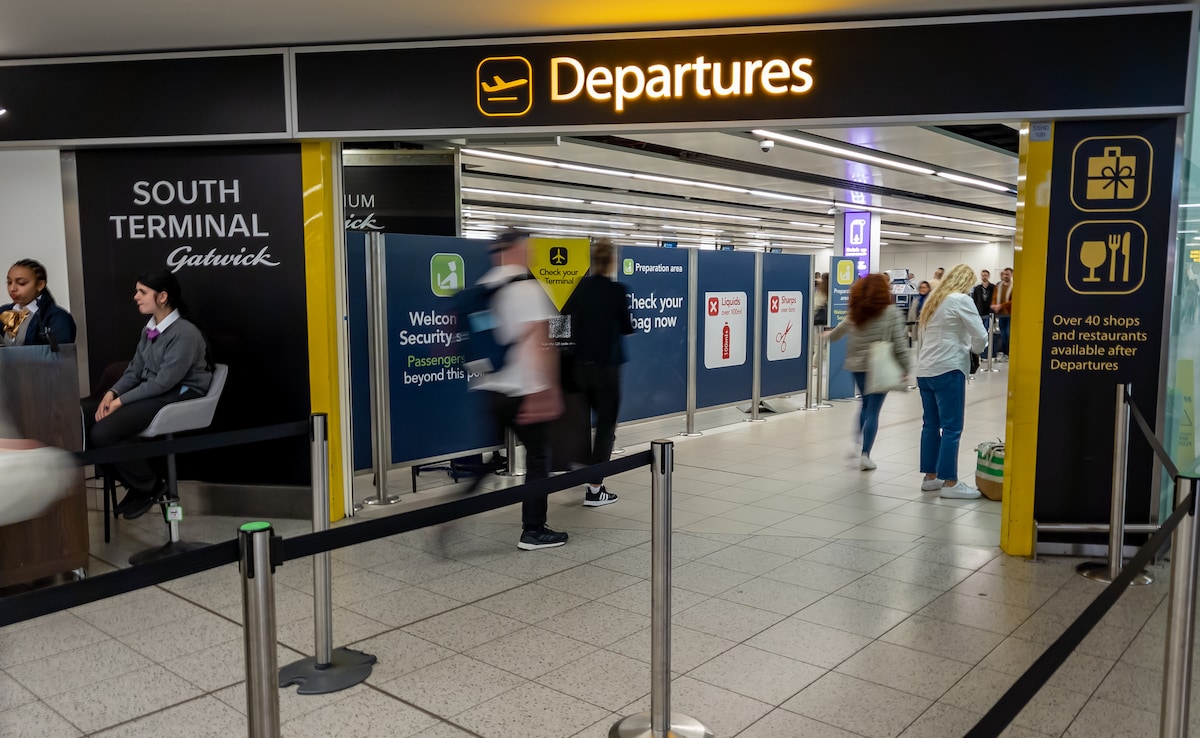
825, 273, 910, 471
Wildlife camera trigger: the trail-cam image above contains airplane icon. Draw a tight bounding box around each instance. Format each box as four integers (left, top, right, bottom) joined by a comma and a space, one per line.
481, 76, 528, 94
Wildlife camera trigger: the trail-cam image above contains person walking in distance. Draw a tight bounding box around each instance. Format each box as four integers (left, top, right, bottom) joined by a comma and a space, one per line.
990, 267, 1014, 360
928, 267, 945, 293
915, 264, 989, 499
471, 230, 569, 550
562, 239, 634, 507
825, 273, 910, 471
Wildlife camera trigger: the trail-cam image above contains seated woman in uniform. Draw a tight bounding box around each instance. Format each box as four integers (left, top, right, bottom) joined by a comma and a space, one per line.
1, 259, 77, 347
83, 271, 212, 520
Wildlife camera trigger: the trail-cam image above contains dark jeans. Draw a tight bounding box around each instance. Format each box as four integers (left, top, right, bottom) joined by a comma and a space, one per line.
917, 370, 966, 481
851, 372, 887, 456
486, 391, 552, 530
82, 388, 200, 496
577, 362, 621, 484
996, 315, 1011, 355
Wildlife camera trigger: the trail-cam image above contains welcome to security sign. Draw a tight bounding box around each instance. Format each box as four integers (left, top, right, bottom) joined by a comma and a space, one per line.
292, 8, 1193, 135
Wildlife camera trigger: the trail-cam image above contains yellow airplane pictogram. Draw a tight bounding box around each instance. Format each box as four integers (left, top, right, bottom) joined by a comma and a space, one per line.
481, 75, 528, 93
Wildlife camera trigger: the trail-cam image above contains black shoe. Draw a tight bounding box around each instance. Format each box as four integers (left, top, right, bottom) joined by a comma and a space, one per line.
114, 491, 137, 515
518, 526, 568, 551
122, 495, 158, 520
583, 485, 619, 507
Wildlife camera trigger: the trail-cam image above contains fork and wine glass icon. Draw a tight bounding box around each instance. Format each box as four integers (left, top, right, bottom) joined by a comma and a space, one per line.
1079, 231, 1132, 283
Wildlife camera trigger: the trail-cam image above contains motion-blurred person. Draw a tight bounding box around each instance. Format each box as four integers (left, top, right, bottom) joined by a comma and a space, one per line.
915, 264, 989, 499
813, 273, 829, 327
928, 267, 945, 292
990, 267, 1014, 360
82, 271, 212, 520
825, 273, 910, 471
0, 424, 76, 528
1, 259, 76, 347
471, 231, 569, 550
562, 239, 633, 507
907, 281, 931, 325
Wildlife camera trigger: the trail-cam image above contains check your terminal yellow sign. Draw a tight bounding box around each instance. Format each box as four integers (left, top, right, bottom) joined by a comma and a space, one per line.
478, 53, 814, 116
528, 237, 591, 310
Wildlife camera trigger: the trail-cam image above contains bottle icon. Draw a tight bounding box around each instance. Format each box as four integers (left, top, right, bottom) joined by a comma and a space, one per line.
850, 219, 865, 245
722, 323, 731, 360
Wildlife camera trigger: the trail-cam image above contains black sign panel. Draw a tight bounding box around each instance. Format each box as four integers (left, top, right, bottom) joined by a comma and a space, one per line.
295, 10, 1192, 133
1035, 118, 1177, 526
0, 54, 288, 142
76, 146, 310, 484
343, 162, 458, 235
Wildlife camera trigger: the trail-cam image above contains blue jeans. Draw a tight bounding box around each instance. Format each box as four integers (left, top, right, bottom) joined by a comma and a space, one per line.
917, 370, 966, 481
996, 315, 1011, 355
852, 372, 887, 456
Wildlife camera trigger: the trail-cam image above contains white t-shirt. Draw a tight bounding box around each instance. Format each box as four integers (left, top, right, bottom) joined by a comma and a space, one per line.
470, 264, 557, 397
915, 292, 990, 378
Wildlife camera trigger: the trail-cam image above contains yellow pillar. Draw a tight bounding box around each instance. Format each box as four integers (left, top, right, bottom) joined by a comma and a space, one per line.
301, 142, 347, 521
1001, 124, 1054, 557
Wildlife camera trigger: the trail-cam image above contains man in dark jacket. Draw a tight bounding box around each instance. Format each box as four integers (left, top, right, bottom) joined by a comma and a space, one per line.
562, 239, 634, 507
971, 270, 996, 330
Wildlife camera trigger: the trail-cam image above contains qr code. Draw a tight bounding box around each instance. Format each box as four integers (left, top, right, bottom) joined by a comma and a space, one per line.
549, 315, 572, 339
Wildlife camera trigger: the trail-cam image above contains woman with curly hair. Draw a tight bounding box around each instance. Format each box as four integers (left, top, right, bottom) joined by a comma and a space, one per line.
826, 273, 910, 470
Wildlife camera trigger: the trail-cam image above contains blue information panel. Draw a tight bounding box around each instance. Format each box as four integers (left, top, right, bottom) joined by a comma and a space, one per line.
759, 253, 812, 398
347, 233, 499, 469
618, 247, 689, 422
695, 250, 756, 409
827, 256, 858, 400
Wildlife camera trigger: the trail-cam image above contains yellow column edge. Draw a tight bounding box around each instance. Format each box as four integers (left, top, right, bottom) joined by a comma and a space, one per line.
301, 142, 347, 521
1001, 124, 1054, 557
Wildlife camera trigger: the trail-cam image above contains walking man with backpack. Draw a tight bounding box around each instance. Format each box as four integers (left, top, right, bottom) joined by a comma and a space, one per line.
465, 230, 569, 550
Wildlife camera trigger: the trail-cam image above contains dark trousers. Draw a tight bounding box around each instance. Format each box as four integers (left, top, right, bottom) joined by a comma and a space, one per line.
577, 362, 621, 484
997, 316, 1012, 355
487, 391, 552, 530
82, 388, 199, 497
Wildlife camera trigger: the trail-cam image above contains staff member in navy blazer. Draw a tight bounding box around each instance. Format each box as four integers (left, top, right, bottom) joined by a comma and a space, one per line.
83, 271, 213, 520
1, 259, 77, 347
562, 239, 635, 507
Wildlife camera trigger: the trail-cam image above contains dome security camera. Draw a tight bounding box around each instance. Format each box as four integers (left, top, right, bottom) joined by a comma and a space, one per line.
759, 139, 774, 153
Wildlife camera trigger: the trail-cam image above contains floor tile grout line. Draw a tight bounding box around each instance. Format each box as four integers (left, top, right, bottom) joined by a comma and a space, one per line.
359, 681, 491, 738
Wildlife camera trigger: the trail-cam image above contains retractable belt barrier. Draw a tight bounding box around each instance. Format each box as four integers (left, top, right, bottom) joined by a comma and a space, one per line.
0, 449, 653, 629
75, 420, 311, 466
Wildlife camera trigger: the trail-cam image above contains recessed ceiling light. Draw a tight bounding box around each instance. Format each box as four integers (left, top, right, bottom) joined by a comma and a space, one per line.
0, 108, 7, 117
753, 129, 937, 176
589, 200, 761, 222
934, 171, 1015, 193
461, 187, 584, 204
464, 208, 634, 227
881, 230, 911, 236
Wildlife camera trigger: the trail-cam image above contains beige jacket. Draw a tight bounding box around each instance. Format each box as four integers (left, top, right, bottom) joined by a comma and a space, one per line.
827, 307, 911, 374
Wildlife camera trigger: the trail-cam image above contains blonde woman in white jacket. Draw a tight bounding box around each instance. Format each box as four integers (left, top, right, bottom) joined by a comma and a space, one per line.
826, 274, 911, 471
914, 264, 990, 499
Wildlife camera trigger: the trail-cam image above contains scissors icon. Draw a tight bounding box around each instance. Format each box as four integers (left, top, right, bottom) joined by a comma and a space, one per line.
775, 321, 792, 353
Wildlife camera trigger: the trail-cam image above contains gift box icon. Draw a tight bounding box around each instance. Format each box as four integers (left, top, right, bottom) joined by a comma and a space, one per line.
1086, 146, 1136, 201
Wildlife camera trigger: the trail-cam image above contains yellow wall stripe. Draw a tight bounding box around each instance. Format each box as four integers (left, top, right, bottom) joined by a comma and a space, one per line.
1002, 125, 1054, 556
301, 142, 346, 521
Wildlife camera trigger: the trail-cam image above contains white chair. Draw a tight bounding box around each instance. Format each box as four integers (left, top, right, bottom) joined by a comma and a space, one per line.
121, 364, 228, 564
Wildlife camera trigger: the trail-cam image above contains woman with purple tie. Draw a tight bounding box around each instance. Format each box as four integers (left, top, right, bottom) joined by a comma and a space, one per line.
83, 271, 212, 520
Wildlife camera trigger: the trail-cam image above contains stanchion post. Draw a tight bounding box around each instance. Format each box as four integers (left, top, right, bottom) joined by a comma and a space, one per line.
1161, 476, 1200, 738
746, 252, 766, 423
610, 441, 712, 738
803, 271, 817, 411
239, 522, 281, 738
1079, 383, 1152, 585
279, 415, 376, 694
500, 428, 526, 477
986, 314, 999, 372
680, 249, 702, 437
813, 330, 832, 409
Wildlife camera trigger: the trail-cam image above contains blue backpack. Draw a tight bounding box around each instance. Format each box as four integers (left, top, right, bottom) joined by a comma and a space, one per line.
452, 273, 531, 384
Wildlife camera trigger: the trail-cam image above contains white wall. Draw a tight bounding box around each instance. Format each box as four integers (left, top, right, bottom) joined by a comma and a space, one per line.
879, 242, 1015, 284
0, 150, 70, 309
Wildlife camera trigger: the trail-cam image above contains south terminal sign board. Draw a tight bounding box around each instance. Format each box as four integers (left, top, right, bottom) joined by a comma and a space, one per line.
293, 8, 1194, 135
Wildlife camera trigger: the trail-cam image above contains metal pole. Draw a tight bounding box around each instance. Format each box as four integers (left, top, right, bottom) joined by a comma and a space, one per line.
803, 269, 817, 411
1161, 477, 1200, 738
609, 441, 712, 738
986, 314, 999, 372
361, 232, 400, 508
239, 522, 281, 738
746, 252, 765, 423
680, 249, 702, 437
813, 329, 832, 409
501, 428, 526, 477
279, 415, 376, 694
1079, 383, 1152, 585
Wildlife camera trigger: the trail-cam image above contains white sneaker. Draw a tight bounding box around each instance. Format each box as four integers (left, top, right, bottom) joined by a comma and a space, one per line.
860, 455, 877, 471
921, 478, 943, 492
940, 482, 982, 499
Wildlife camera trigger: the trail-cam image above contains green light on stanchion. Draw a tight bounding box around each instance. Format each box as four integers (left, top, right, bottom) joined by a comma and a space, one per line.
240, 522, 272, 532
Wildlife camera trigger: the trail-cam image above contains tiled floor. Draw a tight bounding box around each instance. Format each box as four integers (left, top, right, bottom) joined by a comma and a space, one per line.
0, 370, 1187, 737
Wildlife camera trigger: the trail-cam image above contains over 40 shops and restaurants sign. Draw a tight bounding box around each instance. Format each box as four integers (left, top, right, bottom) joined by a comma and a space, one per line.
292, 8, 1193, 135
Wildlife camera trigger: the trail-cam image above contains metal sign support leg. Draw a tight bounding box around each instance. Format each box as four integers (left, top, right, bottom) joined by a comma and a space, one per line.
610, 441, 712, 738
1161, 477, 1200, 738
239, 522, 282, 738
359, 232, 400, 509
280, 414, 376, 694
